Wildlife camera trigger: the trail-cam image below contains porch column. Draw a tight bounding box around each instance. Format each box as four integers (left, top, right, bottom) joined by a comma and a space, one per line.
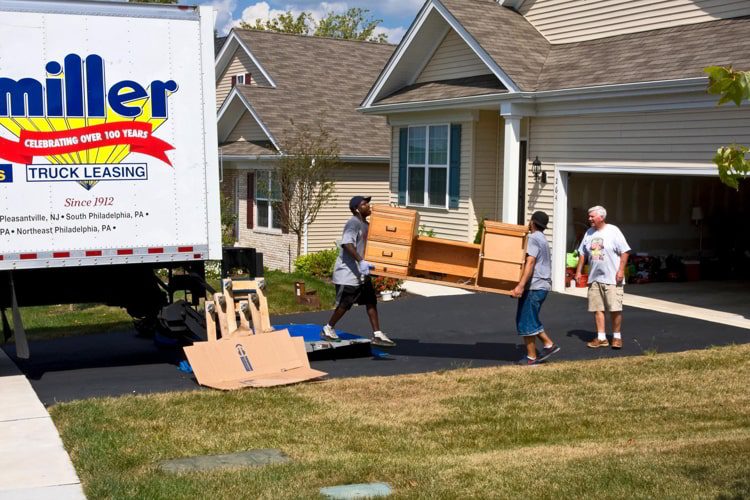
501, 115, 521, 224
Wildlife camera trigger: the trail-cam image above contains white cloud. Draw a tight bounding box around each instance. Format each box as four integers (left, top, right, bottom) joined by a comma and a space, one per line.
211, 0, 238, 35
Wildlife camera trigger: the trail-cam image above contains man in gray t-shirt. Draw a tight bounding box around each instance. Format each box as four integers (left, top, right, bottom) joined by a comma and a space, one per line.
510, 211, 559, 365
321, 196, 396, 348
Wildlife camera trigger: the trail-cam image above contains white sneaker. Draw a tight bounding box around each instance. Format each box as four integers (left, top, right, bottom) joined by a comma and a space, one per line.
321, 324, 340, 341
371, 331, 396, 347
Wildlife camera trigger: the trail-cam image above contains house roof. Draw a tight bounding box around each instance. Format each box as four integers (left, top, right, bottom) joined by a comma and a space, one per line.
369, 0, 750, 106
537, 16, 750, 91
376, 74, 508, 105
225, 30, 395, 158
220, 140, 277, 156
437, 0, 549, 92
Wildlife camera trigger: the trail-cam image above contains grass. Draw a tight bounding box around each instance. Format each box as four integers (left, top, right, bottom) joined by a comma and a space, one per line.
50, 344, 750, 499
5, 271, 335, 343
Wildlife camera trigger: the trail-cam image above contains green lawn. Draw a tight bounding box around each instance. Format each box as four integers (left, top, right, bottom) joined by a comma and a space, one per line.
50, 344, 750, 499
8, 270, 335, 342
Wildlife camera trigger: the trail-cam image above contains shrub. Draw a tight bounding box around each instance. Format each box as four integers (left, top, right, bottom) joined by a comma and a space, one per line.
294, 248, 338, 279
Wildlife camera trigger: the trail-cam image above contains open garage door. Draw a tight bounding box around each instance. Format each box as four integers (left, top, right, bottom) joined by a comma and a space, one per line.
552, 168, 750, 316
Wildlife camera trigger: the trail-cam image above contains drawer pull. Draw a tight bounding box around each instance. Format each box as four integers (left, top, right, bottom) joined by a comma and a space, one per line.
385, 225, 397, 232
381, 250, 393, 257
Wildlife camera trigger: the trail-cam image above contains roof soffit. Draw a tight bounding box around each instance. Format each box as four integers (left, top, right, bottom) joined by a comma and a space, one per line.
217, 88, 279, 150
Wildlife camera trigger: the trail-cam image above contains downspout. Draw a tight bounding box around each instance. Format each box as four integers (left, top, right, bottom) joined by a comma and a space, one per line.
303, 221, 309, 255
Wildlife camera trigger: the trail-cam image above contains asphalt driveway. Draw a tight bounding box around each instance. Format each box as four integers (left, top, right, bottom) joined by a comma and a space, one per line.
3, 291, 748, 405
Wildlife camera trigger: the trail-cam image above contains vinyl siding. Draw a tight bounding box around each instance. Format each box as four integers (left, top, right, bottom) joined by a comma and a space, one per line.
226, 111, 268, 142
415, 29, 492, 84
520, 0, 750, 44
306, 163, 390, 253
472, 111, 503, 236
525, 105, 750, 242
390, 122, 475, 242
216, 46, 271, 109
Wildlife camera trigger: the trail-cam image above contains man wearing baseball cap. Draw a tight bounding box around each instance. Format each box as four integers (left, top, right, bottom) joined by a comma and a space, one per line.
510, 210, 560, 365
320, 195, 396, 347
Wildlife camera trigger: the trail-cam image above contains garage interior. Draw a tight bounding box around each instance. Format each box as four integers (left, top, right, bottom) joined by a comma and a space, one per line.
566, 173, 750, 317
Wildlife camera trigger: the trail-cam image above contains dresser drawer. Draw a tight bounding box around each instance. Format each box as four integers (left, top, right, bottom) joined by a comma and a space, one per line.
480, 259, 523, 282
365, 240, 411, 266
370, 261, 409, 276
482, 232, 526, 264
369, 205, 418, 245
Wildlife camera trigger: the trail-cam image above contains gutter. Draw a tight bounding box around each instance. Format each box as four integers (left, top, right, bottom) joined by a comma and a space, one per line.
219, 154, 390, 163
358, 77, 709, 114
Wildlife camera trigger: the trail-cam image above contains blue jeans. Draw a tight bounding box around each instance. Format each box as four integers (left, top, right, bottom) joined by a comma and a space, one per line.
516, 289, 548, 336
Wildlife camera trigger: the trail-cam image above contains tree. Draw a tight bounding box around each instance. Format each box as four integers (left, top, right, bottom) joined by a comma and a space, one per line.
314, 8, 388, 43
240, 11, 311, 35
273, 121, 339, 257
705, 66, 750, 189
239, 8, 388, 43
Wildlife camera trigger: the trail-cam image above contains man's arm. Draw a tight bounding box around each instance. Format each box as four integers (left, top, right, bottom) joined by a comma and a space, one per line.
575, 253, 585, 280
617, 251, 630, 284
511, 254, 536, 298
342, 243, 362, 262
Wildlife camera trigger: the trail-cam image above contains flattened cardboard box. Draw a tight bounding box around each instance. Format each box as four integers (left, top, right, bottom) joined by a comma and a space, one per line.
184, 329, 327, 389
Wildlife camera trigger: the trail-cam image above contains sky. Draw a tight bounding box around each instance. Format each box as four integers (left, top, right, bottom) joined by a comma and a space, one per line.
188, 0, 425, 43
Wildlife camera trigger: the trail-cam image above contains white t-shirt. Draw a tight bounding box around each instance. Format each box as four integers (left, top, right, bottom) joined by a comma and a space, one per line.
578, 224, 631, 285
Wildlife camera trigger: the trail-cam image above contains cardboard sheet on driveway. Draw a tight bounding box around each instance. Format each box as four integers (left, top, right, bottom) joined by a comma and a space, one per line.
184, 329, 327, 389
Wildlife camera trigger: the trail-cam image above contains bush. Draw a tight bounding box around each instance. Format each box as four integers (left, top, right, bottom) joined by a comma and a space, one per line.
294, 248, 338, 279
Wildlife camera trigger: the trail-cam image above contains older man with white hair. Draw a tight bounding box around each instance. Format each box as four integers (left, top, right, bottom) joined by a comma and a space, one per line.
575, 205, 631, 349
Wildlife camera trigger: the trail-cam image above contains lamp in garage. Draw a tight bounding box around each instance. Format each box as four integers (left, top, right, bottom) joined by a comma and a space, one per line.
691, 206, 704, 255
531, 156, 546, 184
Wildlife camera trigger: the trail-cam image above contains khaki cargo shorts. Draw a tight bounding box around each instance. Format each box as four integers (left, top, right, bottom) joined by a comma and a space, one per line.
587, 282, 624, 312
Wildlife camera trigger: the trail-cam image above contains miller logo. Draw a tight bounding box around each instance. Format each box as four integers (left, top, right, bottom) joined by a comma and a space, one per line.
0, 164, 11, 182
0, 54, 177, 190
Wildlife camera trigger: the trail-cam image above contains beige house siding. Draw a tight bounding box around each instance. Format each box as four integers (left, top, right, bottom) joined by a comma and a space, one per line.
390, 122, 475, 242
220, 162, 389, 269
472, 110, 503, 236
528, 106, 750, 165
520, 0, 750, 44
226, 111, 268, 142
216, 47, 271, 109
415, 29, 491, 84
307, 163, 390, 253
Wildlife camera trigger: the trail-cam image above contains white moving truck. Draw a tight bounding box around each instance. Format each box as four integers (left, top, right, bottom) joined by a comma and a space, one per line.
0, 0, 222, 356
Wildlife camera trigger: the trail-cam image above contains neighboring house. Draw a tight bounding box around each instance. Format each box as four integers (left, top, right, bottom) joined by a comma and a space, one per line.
215, 30, 394, 270
359, 0, 750, 291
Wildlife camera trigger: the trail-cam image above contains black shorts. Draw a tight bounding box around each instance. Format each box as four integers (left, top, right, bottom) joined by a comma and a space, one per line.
335, 276, 377, 310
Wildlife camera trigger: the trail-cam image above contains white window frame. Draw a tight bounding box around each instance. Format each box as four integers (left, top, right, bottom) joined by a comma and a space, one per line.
236, 73, 245, 85
255, 170, 282, 232
406, 124, 450, 209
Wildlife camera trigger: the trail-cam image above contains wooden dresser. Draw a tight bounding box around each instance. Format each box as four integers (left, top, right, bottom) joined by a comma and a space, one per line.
365, 205, 528, 295
364, 205, 419, 276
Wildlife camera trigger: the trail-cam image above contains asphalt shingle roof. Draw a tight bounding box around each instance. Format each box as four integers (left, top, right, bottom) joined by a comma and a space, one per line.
229, 30, 395, 158
375, 0, 750, 103
376, 74, 507, 105
220, 140, 277, 156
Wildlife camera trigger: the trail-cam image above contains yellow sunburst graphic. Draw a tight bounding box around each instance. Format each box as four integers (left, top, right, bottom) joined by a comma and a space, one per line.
0, 82, 169, 190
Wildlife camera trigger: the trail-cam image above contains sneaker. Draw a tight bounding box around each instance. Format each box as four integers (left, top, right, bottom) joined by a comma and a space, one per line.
517, 356, 540, 366
587, 338, 609, 348
611, 337, 623, 349
320, 324, 340, 342
538, 344, 561, 362
371, 331, 396, 347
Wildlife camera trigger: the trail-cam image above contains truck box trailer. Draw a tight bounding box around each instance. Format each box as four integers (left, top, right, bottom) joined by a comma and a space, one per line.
0, 0, 221, 356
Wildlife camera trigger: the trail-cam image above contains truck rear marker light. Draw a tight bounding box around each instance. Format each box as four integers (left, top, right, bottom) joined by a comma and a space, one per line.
193, 253, 201, 259
20, 253, 37, 259
53, 252, 70, 258
85, 250, 102, 257
148, 248, 164, 254
117, 249, 133, 255
178, 246, 193, 252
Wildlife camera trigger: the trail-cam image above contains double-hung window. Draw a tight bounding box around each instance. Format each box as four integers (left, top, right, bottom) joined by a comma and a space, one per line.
407, 124, 449, 208
255, 171, 282, 230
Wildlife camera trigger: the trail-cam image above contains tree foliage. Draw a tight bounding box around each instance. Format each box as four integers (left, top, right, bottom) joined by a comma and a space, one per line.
705, 65, 750, 189
314, 8, 388, 43
274, 121, 339, 257
239, 8, 387, 43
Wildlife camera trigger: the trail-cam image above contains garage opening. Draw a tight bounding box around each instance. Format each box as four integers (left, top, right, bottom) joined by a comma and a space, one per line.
565, 172, 750, 315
